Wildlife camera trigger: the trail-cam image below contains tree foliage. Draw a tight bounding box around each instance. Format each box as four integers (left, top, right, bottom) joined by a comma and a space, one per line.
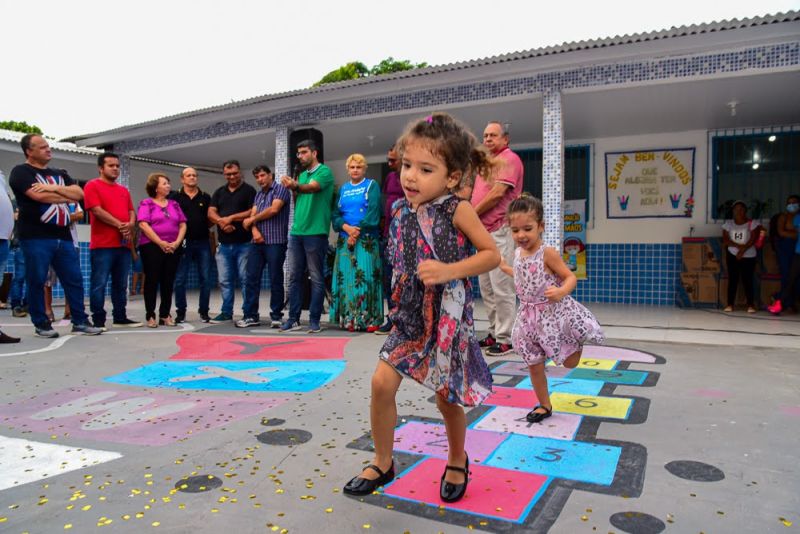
0, 120, 43, 135
312, 57, 427, 87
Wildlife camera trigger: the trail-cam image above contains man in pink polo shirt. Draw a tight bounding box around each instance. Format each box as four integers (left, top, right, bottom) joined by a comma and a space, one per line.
467, 121, 523, 356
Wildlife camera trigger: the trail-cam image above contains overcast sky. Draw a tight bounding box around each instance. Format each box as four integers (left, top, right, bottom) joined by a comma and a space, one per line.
1, 0, 797, 139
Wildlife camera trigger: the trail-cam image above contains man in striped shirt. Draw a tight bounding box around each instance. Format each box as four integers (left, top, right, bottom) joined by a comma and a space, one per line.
238, 165, 291, 328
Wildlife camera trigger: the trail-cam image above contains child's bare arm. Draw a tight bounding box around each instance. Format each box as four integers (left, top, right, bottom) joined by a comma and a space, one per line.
416, 201, 500, 286
543, 247, 576, 301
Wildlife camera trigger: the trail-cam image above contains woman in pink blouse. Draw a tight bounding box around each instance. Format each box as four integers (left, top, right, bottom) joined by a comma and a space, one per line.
137, 173, 187, 327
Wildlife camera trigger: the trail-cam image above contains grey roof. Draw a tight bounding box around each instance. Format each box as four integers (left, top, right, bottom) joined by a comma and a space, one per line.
1, 129, 102, 155
66, 9, 800, 143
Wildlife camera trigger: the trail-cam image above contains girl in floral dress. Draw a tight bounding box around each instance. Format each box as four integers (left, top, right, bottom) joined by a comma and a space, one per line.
499, 194, 604, 423
343, 113, 500, 504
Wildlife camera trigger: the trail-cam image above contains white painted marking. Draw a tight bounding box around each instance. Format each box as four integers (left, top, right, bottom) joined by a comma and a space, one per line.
30, 391, 197, 430
169, 366, 279, 384
0, 435, 121, 491
0, 323, 195, 358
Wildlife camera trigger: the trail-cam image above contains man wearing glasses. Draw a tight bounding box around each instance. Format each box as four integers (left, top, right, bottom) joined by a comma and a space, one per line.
279, 140, 335, 333
208, 160, 256, 323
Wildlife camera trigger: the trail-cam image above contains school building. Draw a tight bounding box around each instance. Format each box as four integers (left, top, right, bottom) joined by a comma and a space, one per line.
13, 11, 800, 306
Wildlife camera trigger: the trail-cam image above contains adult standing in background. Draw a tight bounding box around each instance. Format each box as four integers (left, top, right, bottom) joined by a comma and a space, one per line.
208, 160, 256, 323
330, 154, 383, 332
172, 167, 213, 323
8, 134, 102, 338
137, 173, 187, 328
722, 200, 760, 313
375, 147, 403, 335
279, 139, 335, 334
462, 121, 523, 356
84, 152, 142, 330
238, 165, 290, 328
0, 171, 20, 342
768, 195, 800, 315
769, 194, 800, 312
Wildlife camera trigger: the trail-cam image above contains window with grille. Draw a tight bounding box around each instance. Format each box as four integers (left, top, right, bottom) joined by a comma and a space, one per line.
517, 145, 592, 218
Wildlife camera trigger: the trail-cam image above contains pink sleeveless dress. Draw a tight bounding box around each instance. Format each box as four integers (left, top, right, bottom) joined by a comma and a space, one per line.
511, 246, 605, 366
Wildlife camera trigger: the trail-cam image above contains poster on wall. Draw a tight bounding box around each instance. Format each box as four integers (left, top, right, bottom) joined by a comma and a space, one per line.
563, 199, 587, 280
605, 148, 695, 219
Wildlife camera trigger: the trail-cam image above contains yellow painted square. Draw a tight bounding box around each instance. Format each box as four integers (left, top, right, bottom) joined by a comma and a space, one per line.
576, 358, 617, 370
551, 392, 632, 419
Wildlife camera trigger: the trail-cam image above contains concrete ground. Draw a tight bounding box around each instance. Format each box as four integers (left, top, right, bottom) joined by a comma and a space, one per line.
0, 292, 798, 533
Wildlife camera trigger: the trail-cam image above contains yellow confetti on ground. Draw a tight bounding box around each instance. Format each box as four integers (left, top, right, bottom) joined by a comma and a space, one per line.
122, 515, 131, 520
325, 507, 333, 513
152, 521, 160, 527
211, 508, 219, 513
82, 505, 92, 511
363, 525, 371, 529
581, 515, 589, 521
64, 525, 72, 530
780, 517, 793, 527
136, 513, 144, 519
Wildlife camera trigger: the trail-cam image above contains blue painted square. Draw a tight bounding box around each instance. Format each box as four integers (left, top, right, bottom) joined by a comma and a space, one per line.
567, 368, 648, 386
104, 360, 346, 392
485, 435, 621, 485
515, 377, 604, 396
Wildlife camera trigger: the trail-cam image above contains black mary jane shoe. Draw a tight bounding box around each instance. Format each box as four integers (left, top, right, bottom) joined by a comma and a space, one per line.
440, 454, 470, 503
343, 461, 395, 496
526, 404, 553, 423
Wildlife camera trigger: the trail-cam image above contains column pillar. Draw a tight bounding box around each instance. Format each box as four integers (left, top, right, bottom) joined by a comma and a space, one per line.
118, 154, 131, 190
275, 126, 294, 309
542, 89, 564, 248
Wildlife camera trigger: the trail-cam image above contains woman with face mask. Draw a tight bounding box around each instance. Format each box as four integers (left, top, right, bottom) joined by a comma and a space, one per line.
768, 195, 800, 315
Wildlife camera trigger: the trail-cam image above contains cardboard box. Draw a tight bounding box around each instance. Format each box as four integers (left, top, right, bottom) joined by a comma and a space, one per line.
718, 275, 750, 307
682, 237, 722, 273
677, 272, 719, 308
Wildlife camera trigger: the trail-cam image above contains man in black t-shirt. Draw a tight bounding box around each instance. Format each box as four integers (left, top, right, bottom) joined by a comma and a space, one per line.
207, 160, 256, 323
171, 167, 214, 323
8, 134, 103, 338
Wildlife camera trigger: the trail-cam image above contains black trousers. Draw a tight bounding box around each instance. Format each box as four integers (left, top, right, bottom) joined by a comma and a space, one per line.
139, 243, 182, 320
726, 250, 756, 307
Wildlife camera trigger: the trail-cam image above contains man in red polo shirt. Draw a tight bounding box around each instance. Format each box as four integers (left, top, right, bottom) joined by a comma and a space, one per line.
83, 153, 142, 329
467, 121, 523, 356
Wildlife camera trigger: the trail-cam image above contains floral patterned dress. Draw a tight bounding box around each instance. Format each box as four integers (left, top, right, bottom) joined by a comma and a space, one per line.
511, 246, 605, 366
380, 195, 493, 406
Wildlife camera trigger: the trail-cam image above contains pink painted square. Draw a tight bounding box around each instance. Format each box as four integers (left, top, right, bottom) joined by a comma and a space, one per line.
0, 387, 289, 446
472, 406, 582, 440
393, 421, 507, 464
483, 386, 538, 409
384, 457, 549, 522
170, 333, 350, 361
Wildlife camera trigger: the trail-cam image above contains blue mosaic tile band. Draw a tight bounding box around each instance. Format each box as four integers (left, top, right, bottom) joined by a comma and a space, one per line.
542, 90, 564, 248
118, 155, 130, 189
114, 42, 799, 154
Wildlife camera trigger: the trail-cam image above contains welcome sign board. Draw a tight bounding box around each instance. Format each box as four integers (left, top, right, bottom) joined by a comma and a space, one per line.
605, 148, 695, 218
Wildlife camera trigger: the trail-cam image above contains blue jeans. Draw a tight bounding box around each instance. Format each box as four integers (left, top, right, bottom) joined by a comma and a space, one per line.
287, 235, 328, 323
243, 243, 287, 320
90, 247, 131, 326
174, 239, 212, 315
9, 247, 26, 308
215, 242, 251, 315
0, 240, 9, 275
20, 239, 89, 327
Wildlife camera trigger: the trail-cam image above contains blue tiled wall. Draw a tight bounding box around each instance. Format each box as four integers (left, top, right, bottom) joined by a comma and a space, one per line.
10, 242, 681, 306
574, 243, 681, 305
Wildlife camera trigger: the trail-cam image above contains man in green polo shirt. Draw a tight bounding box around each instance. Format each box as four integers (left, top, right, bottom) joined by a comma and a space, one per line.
279, 139, 334, 333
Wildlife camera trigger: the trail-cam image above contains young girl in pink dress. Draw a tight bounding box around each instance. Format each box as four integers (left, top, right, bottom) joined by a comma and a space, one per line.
499, 194, 604, 423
